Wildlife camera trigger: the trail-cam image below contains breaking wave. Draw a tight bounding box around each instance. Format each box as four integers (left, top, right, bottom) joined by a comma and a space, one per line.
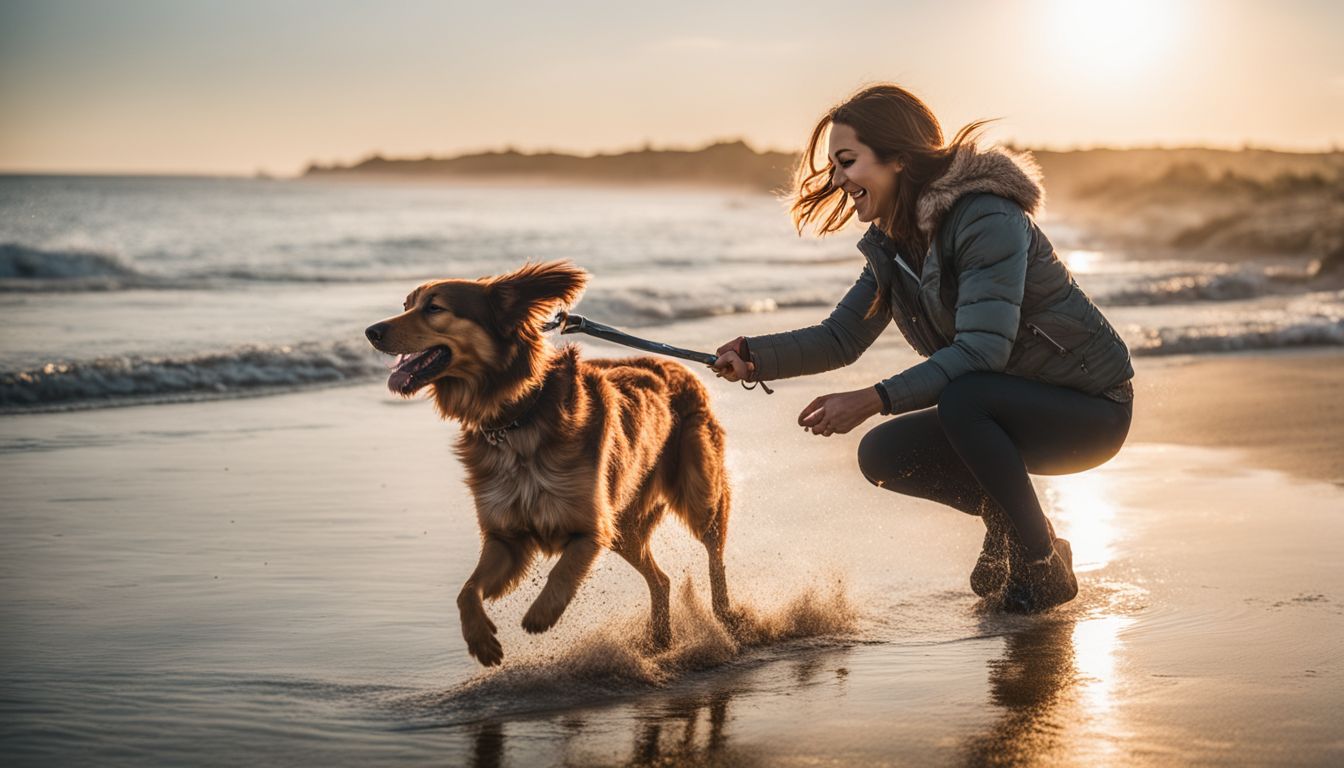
583, 286, 833, 327
0, 242, 391, 292
0, 341, 388, 413
0, 243, 155, 290
1095, 268, 1318, 307
1131, 316, 1344, 356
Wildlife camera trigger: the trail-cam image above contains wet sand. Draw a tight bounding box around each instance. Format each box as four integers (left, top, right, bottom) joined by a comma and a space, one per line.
2, 310, 1341, 766
1129, 349, 1344, 486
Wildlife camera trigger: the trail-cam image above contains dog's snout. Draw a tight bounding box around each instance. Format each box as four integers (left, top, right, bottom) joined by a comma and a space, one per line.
365, 322, 389, 344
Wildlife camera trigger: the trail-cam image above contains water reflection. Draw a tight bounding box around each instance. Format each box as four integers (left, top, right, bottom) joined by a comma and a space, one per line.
463, 683, 758, 767
962, 612, 1131, 767
1044, 471, 1121, 573
469, 721, 504, 768
630, 690, 736, 765
961, 618, 1077, 766
1072, 615, 1131, 719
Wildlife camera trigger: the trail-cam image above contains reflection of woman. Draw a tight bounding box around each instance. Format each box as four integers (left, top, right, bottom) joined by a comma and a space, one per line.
713, 85, 1134, 612
962, 618, 1077, 763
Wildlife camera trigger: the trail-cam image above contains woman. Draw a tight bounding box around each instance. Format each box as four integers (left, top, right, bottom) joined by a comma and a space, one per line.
713, 84, 1134, 612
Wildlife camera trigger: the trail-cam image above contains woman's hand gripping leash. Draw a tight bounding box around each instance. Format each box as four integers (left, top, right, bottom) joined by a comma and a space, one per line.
712, 337, 773, 395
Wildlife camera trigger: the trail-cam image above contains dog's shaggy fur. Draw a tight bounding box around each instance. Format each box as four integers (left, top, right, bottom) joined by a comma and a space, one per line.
366, 261, 733, 666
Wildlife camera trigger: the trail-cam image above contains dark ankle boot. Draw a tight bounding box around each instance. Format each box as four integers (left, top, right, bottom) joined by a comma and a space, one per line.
1001, 538, 1079, 613
970, 525, 1010, 597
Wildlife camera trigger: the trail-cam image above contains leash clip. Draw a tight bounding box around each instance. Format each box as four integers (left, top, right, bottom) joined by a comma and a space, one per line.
540, 311, 571, 334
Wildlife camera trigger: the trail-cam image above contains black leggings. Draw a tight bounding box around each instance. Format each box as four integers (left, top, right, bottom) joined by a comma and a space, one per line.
857, 372, 1132, 560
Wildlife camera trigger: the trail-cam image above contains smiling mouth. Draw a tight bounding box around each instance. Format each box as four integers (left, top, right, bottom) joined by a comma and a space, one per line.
386, 345, 452, 395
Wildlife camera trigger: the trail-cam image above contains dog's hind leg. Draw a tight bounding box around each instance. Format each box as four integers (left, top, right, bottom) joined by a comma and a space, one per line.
613, 512, 673, 649
669, 410, 734, 625
700, 492, 732, 625
521, 534, 601, 635
458, 535, 537, 667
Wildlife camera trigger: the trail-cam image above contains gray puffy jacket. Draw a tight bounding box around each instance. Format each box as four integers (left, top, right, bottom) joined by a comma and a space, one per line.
747, 144, 1134, 414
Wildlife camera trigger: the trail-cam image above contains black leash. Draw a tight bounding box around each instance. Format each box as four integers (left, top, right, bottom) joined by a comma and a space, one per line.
542, 312, 772, 394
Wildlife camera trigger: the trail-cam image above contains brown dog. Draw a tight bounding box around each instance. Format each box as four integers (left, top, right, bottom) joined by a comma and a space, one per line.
365, 261, 733, 666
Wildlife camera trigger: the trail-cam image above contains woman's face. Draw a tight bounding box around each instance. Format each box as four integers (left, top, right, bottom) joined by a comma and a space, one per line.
827, 122, 904, 225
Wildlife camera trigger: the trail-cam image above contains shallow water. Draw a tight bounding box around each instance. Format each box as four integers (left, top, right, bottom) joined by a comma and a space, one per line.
3, 312, 1342, 764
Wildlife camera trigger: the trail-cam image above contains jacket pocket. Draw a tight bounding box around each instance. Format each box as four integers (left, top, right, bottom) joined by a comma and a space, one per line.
1025, 322, 1090, 374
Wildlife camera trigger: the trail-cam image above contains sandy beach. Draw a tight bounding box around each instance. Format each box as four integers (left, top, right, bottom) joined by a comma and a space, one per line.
2, 307, 1341, 766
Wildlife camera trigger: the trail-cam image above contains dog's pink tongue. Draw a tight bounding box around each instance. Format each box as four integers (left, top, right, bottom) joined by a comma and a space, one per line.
386, 349, 438, 394
388, 370, 415, 393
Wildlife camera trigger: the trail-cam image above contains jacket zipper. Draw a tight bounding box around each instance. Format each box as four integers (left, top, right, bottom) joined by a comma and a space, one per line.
1027, 322, 1090, 373
1026, 323, 1068, 355
893, 254, 920, 282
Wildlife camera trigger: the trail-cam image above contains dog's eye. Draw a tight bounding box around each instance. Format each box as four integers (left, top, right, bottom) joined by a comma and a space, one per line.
424, 304, 443, 314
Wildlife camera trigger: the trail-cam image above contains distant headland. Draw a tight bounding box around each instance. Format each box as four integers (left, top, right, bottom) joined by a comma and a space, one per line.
300, 139, 1343, 198
301, 140, 797, 192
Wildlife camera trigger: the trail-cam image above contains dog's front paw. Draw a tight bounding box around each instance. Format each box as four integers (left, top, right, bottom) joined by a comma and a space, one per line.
462, 616, 504, 667
521, 595, 565, 634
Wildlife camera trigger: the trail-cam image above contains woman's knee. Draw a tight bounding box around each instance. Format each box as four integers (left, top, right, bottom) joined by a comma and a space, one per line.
856, 428, 893, 487
857, 423, 929, 492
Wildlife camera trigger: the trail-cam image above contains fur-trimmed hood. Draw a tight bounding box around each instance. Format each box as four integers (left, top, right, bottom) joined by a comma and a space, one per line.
916, 144, 1045, 236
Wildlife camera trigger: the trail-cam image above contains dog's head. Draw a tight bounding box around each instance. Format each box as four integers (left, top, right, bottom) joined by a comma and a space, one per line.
365, 260, 587, 408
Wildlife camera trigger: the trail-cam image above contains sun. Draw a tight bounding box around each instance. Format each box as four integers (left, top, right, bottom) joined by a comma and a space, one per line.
1047, 0, 1182, 80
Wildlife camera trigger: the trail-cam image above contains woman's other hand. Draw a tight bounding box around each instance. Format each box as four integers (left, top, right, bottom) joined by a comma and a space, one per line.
713, 337, 755, 382
798, 387, 884, 437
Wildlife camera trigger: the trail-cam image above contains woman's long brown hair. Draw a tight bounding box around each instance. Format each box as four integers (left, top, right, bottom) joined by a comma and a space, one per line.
789, 84, 992, 317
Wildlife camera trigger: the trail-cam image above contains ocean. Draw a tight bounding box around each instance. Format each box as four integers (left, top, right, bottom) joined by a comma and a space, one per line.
2, 174, 1340, 413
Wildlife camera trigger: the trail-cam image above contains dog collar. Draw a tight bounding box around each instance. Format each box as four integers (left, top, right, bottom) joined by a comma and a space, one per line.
476, 384, 547, 447
480, 420, 523, 446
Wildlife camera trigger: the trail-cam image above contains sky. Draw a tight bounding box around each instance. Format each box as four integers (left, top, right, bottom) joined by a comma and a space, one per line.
1, 0, 1341, 175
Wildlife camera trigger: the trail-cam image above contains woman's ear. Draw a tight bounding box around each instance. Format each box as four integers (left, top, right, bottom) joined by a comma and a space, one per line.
487, 260, 589, 332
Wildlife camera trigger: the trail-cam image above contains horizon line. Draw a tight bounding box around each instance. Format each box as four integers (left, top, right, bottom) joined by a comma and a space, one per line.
4, 137, 1341, 179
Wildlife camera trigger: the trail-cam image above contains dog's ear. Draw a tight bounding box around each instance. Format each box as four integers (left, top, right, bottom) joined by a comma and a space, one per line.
402, 283, 429, 311
487, 260, 588, 331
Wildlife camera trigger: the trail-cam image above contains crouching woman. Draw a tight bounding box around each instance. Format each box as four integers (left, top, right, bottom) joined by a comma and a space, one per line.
714, 84, 1134, 612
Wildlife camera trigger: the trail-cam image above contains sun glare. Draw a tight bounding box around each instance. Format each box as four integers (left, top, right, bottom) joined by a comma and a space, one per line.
1043, 472, 1119, 573
1048, 0, 1182, 80
1061, 249, 1105, 274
